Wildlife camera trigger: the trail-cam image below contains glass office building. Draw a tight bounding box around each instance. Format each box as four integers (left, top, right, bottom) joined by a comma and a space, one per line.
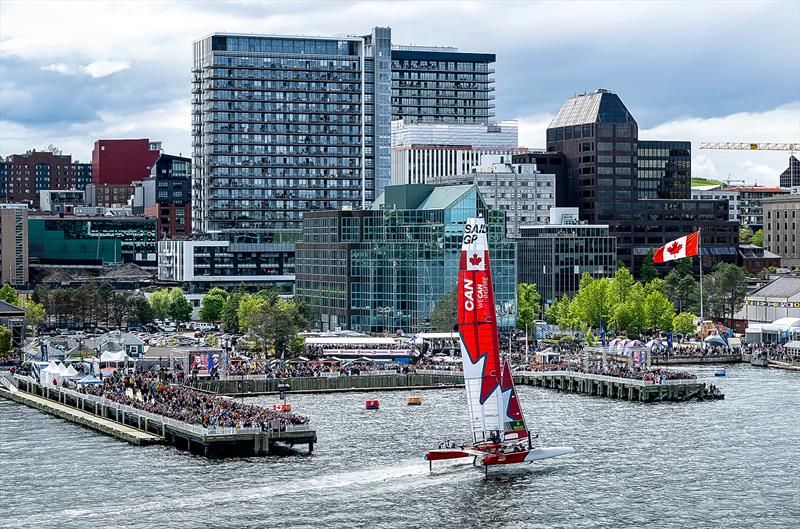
192, 28, 392, 236
637, 141, 691, 199
296, 184, 516, 333
516, 224, 617, 305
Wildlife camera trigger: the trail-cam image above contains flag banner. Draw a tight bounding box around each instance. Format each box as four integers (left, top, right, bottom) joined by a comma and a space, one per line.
653, 231, 699, 263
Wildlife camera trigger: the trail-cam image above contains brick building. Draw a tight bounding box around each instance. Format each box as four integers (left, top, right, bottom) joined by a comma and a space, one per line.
0, 150, 91, 206
90, 139, 162, 207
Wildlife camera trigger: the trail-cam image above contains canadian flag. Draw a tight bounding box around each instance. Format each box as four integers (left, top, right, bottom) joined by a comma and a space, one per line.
653, 231, 700, 263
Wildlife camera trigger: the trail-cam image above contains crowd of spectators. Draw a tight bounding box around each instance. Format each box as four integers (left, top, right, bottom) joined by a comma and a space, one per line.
525, 361, 697, 382
80, 371, 309, 430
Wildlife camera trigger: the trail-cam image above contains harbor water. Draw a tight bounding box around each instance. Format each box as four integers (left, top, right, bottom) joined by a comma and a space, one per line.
1, 365, 798, 529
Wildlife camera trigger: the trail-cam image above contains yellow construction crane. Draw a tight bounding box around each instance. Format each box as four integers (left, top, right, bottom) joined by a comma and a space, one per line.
700, 142, 799, 151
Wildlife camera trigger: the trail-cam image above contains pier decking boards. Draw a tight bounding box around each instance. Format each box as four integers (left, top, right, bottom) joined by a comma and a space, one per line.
1, 378, 316, 457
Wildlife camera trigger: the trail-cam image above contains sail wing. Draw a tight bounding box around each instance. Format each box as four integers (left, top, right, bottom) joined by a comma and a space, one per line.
500, 361, 529, 441
458, 217, 505, 441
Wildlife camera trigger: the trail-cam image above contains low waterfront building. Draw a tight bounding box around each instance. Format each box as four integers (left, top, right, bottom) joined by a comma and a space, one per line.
28, 215, 158, 268
516, 208, 617, 306
0, 204, 29, 287
736, 276, 800, 325
296, 183, 516, 333
762, 192, 799, 268
157, 234, 295, 293
431, 154, 556, 238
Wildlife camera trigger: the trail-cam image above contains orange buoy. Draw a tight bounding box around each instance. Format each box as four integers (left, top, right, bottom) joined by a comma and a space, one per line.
365, 399, 380, 410
406, 396, 422, 406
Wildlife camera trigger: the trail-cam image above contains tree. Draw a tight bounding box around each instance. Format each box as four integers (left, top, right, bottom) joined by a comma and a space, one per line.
570, 274, 612, 330
245, 299, 309, 358
429, 290, 457, 332
0, 326, 11, 359
672, 312, 697, 336
109, 292, 129, 329
167, 288, 193, 322
640, 250, 660, 283
21, 300, 46, 335
289, 334, 306, 358
97, 282, 114, 326
237, 294, 267, 332
710, 263, 748, 321
221, 290, 244, 333
643, 290, 675, 332
543, 299, 559, 325
199, 288, 228, 323
739, 225, 753, 244
516, 283, 541, 333
751, 229, 764, 247
149, 289, 171, 320
610, 282, 647, 335
0, 284, 19, 305
128, 295, 154, 326
554, 293, 579, 330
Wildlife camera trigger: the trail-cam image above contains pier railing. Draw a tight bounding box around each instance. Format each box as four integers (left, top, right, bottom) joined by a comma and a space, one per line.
12, 375, 302, 437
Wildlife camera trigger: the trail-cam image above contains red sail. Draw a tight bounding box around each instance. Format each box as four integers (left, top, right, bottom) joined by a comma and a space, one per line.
458, 217, 504, 437
500, 361, 528, 440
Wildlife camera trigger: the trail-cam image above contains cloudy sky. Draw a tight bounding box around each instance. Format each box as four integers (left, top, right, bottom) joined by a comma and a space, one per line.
1, 0, 798, 184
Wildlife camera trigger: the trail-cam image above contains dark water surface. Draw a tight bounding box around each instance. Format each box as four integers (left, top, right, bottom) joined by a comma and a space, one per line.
1, 365, 798, 529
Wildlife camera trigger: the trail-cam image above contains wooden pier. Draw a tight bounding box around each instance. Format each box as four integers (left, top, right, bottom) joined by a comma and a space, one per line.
514, 371, 707, 402
2, 376, 316, 457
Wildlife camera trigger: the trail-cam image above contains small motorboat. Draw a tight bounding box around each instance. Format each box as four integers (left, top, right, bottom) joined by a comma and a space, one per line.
365, 399, 380, 410
406, 396, 422, 406
714, 368, 726, 377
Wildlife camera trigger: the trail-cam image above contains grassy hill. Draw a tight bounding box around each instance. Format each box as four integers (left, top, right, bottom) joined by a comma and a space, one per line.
691, 177, 724, 187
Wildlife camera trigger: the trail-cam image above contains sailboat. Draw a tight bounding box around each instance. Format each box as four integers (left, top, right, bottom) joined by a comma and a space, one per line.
425, 217, 574, 473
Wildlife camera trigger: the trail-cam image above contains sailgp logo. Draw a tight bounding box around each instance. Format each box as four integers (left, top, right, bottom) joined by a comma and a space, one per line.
462, 222, 487, 245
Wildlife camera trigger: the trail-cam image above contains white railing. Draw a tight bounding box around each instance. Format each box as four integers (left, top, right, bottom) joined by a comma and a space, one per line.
517, 370, 700, 386
415, 369, 464, 376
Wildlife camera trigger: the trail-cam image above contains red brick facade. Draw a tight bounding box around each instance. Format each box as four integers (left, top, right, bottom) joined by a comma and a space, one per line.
1, 151, 92, 206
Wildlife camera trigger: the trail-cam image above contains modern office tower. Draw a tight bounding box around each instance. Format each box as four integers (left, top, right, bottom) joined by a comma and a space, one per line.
779, 155, 799, 188
296, 183, 516, 333
0, 204, 29, 286
516, 209, 617, 306
691, 186, 740, 222
390, 119, 525, 184
763, 191, 800, 268
0, 151, 92, 206
390, 45, 495, 124
546, 89, 738, 273
724, 186, 791, 229
637, 141, 691, 199
191, 28, 392, 236
432, 154, 556, 237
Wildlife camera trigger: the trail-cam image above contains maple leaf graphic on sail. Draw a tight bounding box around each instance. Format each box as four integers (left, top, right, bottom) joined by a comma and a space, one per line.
469, 253, 482, 266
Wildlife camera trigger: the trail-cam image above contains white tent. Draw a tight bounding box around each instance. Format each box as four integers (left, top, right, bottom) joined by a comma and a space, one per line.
63, 365, 79, 378
100, 350, 130, 363
40, 361, 60, 385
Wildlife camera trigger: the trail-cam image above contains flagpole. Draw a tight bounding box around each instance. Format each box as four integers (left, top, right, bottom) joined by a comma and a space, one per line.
699, 228, 704, 321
